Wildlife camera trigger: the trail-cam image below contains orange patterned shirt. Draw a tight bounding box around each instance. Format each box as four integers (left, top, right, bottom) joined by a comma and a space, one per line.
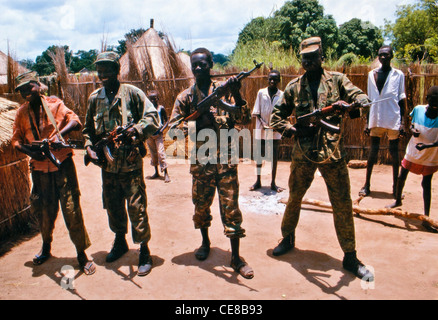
12, 95, 80, 172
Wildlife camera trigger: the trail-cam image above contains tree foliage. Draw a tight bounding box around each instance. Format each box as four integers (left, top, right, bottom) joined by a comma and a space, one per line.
234, 0, 382, 68
70, 49, 98, 73
272, 0, 338, 53
32, 45, 72, 76
338, 18, 383, 58
116, 28, 147, 56
31, 46, 99, 76
238, 0, 338, 54
384, 0, 438, 62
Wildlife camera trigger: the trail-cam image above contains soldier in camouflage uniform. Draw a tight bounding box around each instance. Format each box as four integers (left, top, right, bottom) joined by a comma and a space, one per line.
270, 37, 374, 281
169, 48, 254, 279
83, 52, 160, 276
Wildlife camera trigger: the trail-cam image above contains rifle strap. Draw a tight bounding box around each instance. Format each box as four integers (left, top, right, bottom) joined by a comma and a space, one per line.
27, 107, 40, 141
120, 84, 128, 126
40, 95, 65, 142
296, 127, 342, 165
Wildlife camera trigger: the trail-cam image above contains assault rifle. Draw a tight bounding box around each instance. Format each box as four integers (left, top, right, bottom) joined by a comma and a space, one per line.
185, 60, 264, 121
84, 120, 147, 167
23, 139, 78, 168
295, 97, 392, 134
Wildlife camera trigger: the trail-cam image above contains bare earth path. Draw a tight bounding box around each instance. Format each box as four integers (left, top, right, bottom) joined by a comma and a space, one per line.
0, 153, 437, 302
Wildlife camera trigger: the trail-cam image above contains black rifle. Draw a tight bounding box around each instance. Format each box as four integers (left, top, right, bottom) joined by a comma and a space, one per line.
84, 120, 147, 167
23, 139, 78, 168
184, 60, 264, 121
295, 104, 346, 134
295, 98, 392, 134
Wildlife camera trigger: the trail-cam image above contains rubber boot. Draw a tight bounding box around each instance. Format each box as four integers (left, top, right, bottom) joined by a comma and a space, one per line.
138, 243, 152, 277
106, 233, 129, 263
272, 233, 295, 256
343, 251, 374, 281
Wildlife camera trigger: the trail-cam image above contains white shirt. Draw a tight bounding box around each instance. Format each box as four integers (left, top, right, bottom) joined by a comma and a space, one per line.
404, 105, 438, 167
252, 87, 283, 140
367, 67, 406, 130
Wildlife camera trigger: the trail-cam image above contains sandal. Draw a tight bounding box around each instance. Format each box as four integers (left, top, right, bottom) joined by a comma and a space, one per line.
230, 258, 254, 279
33, 252, 51, 265
194, 244, 210, 261
78, 252, 96, 275
33, 243, 51, 265
358, 185, 370, 197
81, 261, 96, 275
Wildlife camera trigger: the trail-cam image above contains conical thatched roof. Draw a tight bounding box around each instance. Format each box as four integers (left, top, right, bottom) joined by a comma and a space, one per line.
119, 27, 191, 81
0, 97, 20, 147
0, 51, 29, 85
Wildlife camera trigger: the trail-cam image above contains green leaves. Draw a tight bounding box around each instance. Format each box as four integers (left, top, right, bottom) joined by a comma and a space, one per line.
233, 0, 382, 68
385, 0, 438, 62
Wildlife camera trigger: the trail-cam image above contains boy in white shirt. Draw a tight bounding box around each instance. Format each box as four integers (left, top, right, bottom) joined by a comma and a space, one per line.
251, 70, 284, 192
359, 45, 407, 198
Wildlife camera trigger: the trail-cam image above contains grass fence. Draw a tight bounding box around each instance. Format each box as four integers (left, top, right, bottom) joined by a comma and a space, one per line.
39, 63, 438, 165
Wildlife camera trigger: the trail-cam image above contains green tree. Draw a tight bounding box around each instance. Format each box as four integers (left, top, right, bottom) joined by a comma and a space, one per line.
337, 18, 383, 58
384, 1, 438, 62
237, 16, 285, 45
32, 45, 72, 76
70, 49, 98, 73
234, 0, 338, 64
272, 0, 338, 53
116, 28, 147, 56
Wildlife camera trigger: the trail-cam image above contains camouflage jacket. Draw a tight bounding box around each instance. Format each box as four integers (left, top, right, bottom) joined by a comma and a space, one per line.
169, 80, 251, 164
270, 70, 369, 163
83, 83, 159, 173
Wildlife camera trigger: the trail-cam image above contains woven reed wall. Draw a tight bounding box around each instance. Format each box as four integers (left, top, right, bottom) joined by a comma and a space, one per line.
43, 64, 438, 164
0, 99, 35, 243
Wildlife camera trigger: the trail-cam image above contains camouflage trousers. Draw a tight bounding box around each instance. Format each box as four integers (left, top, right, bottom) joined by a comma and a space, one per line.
30, 157, 91, 253
190, 163, 245, 238
282, 159, 356, 253
102, 168, 151, 244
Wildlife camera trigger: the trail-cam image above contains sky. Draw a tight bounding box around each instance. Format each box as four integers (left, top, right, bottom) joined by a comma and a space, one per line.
0, 0, 417, 62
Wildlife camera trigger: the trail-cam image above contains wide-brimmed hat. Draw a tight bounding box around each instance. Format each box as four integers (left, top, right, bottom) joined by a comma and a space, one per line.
14, 71, 39, 92
300, 37, 322, 55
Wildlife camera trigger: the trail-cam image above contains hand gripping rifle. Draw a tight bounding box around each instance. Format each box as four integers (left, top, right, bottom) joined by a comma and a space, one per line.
295, 97, 392, 134
23, 139, 79, 168
84, 120, 147, 167
184, 60, 264, 121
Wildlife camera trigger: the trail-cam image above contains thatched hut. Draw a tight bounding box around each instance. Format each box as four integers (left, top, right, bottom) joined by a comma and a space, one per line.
119, 23, 192, 82
0, 51, 30, 102
118, 21, 193, 126
0, 97, 35, 243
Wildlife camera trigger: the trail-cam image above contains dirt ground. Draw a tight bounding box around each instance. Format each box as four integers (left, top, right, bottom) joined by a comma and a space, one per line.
0, 152, 437, 301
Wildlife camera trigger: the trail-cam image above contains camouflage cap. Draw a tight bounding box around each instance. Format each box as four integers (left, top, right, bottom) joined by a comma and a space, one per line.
15, 71, 39, 92
94, 51, 120, 66
300, 37, 322, 55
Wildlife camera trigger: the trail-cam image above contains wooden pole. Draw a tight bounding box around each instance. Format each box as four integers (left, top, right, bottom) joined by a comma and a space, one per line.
279, 197, 438, 230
